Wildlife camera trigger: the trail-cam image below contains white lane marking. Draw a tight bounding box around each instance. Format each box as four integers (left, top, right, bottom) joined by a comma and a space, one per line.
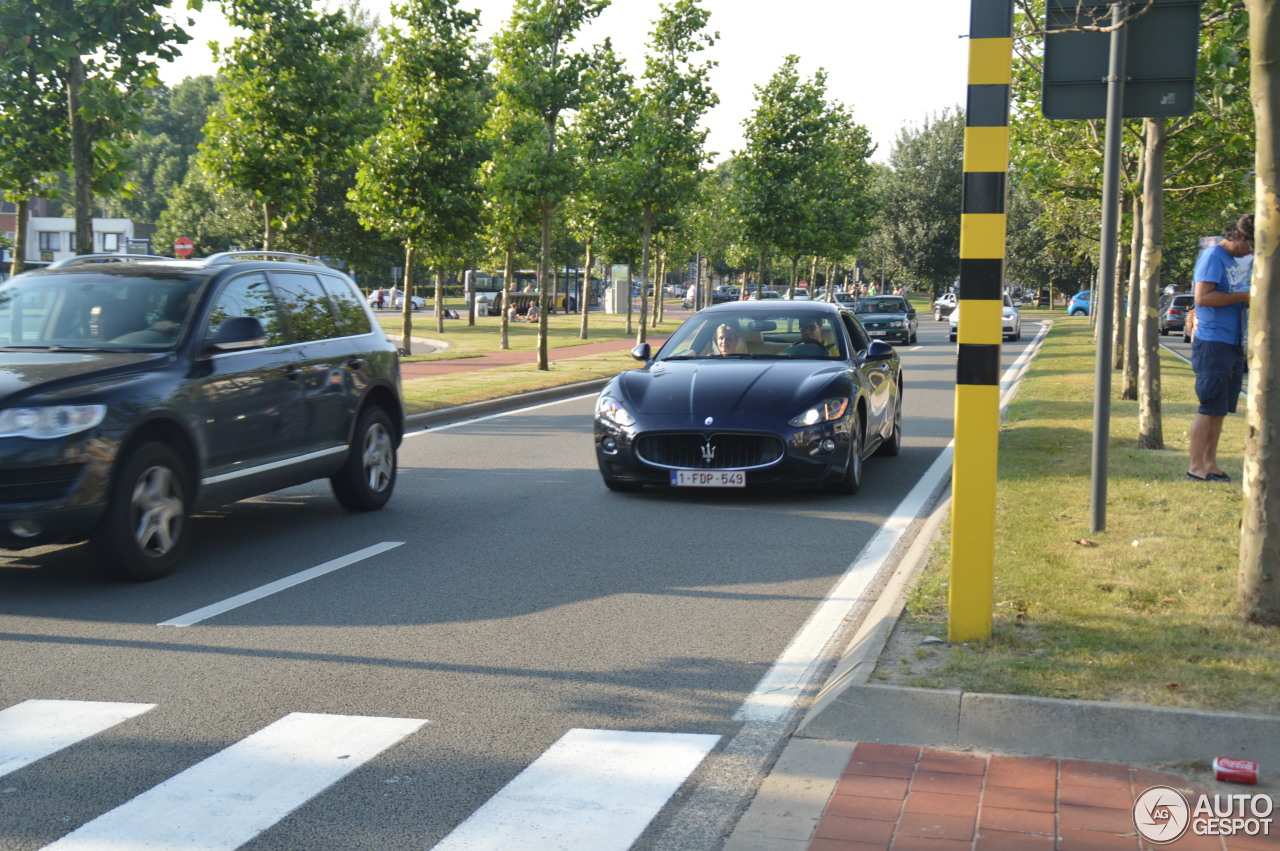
42, 712, 426, 851
406, 393, 597, 435
735, 344, 1035, 724
0, 700, 155, 778
158, 541, 404, 627
431, 728, 719, 851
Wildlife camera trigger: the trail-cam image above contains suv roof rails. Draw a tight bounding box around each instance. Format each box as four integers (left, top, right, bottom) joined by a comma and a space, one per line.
47, 253, 170, 268
205, 251, 330, 267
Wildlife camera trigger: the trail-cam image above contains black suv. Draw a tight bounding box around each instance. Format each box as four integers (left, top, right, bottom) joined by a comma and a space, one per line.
0, 252, 403, 580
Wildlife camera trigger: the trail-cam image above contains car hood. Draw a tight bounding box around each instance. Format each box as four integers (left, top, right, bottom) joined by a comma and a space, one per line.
0, 351, 166, 403
856, 312, 910, 322
614, 359, 847, 416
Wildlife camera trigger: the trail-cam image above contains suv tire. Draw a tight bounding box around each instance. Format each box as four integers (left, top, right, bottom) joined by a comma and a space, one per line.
332, 407, 397, 511
91, 441, 191, 581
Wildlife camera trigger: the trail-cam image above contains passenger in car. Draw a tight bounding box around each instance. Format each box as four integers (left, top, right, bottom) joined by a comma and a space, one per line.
713, 323, 747, 355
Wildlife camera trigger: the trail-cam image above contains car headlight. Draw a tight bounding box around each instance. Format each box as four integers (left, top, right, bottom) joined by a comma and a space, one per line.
595, 395, 635, 427
788, 397, 849, 427
0, 405, 107, 439
888, 320, 904, 328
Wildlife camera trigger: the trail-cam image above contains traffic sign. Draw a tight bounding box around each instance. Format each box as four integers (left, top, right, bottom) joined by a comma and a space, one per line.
173, 237, 194, 258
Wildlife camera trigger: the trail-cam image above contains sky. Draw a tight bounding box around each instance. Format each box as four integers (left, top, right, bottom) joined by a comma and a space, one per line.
158, 0, 972, 164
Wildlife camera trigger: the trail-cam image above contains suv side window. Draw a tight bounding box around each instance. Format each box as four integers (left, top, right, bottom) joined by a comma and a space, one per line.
320, 274, 372, 337
272, 271, 340, 343
204, 273, 285, 346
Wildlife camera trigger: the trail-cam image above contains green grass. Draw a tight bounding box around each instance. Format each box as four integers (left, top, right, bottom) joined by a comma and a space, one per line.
881, 319, 1279, 714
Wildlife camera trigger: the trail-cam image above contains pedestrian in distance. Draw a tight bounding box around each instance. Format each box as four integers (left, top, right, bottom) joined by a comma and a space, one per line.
1187, 213, 1254, 482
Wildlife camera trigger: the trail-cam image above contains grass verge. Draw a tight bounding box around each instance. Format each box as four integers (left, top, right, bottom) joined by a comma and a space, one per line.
874, 319, 1280, 715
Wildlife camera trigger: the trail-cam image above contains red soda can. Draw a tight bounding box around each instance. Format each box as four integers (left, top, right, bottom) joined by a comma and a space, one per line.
1213, 757, 1259, 784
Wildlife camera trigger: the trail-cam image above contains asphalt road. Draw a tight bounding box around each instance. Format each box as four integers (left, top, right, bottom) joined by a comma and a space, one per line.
0, 316, 1045, 851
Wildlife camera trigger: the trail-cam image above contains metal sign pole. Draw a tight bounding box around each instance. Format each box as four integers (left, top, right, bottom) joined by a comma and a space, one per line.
1089, 2, 1129, 534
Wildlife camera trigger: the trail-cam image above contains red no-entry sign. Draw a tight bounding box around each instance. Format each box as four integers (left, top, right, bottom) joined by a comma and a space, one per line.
174, 237, 194, 258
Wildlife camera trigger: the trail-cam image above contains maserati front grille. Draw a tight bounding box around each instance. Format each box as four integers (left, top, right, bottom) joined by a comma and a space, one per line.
635, 432, 784, 470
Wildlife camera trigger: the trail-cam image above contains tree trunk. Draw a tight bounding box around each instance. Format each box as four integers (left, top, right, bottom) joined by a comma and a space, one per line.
1239, 0, 1280, 626
625, 259, 633, 335
580, 237, 593, 340
66, 56, 93, 256
1137, 117, 1165, 450
500, 245, 514, 350
788, 255, 800, 298
756, 246, 766, 299
263, 202, 277, 252
10, 196, 28, 276
538, 201, 551, 371
467, 260, 477, 327
434, 267, 445, 335
637, 205, 652, 345
1111, 191, 1128, 370
1121, 150, 1145, 402
401, 244, 416, 355
653, 251, 665, 327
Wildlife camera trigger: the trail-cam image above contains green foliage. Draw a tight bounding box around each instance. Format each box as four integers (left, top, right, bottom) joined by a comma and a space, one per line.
200, 0, 374, 243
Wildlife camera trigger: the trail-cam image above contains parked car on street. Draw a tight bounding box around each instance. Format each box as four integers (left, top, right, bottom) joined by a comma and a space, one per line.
594, 301, 903, 494
932, 292, 957, 321
367, 289, 425, 310
853, 295, 918, 344
1159, 293, 1195, 335
0, 251, 404, 580
949, 292, 1023, 343
1068, 290, 1093, 316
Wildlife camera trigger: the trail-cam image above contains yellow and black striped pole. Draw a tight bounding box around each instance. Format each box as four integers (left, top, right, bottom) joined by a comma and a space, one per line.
950, 0, 1013, 643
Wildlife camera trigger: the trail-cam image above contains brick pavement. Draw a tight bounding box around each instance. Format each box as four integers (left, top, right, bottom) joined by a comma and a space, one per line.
810, 743, 1279, 851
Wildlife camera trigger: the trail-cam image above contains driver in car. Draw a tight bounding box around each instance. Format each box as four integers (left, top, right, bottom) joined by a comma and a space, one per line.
780, 317, 835, 357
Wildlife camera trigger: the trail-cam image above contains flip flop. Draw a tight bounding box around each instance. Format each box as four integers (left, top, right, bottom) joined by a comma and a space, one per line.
1207, 472, 1231, 481
1185, 472, 1207, 481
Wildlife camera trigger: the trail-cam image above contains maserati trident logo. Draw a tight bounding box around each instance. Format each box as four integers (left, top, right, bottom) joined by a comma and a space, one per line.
700, 440, 716, 463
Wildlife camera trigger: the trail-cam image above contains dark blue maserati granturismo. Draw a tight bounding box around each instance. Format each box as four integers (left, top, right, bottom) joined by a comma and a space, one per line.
594, 301, 903, 494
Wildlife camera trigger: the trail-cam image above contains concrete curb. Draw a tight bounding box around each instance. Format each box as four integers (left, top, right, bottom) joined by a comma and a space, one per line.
404, 378, 608, 431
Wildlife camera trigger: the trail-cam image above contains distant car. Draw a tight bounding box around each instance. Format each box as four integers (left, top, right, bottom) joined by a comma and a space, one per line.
594, 301, 903, 494
1159, 293, 1195, 335
367, 289, 424, 310
933, 292, 957, 321
0, 251, 404, 580
1067, 290, 1093, 316
854, 295, 918, 345
949, 293, 1022, 343
832, 292, 858, 308
744, 289, 782, 300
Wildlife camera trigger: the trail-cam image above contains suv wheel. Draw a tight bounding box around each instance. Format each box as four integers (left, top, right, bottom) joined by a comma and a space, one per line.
332, 407, 397, 511
91, 442, 191, 581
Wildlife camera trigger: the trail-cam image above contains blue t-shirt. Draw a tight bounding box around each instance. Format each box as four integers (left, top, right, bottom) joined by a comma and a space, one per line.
1193, 243, 1249, 345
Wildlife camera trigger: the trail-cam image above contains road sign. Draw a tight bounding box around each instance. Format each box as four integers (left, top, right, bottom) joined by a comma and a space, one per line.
1042, 0, 1201, 120
173, 237, 194, 259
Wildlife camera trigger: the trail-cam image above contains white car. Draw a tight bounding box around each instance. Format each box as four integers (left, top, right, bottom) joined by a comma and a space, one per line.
933, 292, 957, 321
367, 289, 425, 310
949, 293, 1022, 343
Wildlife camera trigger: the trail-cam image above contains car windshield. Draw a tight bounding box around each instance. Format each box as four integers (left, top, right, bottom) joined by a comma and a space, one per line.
0, 270, 202, 351
855, 297, 907, 314
656, 310, 843, 360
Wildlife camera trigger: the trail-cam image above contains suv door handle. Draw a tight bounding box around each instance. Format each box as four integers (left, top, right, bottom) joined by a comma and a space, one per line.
284, 365, 302, 380
345, 357, 365, 371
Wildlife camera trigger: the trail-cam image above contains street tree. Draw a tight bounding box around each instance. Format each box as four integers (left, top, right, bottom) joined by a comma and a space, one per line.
350, 0, 490, 350
0, 0, 191, 256
735, 55, 830, 299
1239, 0, 1279, 626
200, 0, 372, 250
490, 0, 607, 370
617, 0, 718, 344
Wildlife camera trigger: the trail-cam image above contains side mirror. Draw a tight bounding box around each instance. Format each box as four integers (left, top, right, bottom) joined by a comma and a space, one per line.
631, 342, 652, 362
208, 316, 268, 352
865, 340, 895, 361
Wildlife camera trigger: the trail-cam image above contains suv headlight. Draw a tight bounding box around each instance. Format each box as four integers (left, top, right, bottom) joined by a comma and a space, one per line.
595, 395, 635, 427
0, 405, 108, 439
788, 397, 849, 427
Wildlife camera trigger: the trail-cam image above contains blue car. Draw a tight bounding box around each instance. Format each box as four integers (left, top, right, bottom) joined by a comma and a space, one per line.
1068, 290, 1093, 316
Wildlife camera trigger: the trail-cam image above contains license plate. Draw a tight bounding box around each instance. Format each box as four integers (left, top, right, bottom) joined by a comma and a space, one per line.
670, 470, 746, 488
869, 331, 886, 337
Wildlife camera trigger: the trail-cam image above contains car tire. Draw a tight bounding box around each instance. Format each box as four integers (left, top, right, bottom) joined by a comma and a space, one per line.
331, 406, 397, 511
909, 328, 918, 344
830, 414, 864, 495
90, 441, 191, 581
949, 333, 957, 343
875, 390, 903, 457
1071, 309, 1085, 316
934, 310, 943, 322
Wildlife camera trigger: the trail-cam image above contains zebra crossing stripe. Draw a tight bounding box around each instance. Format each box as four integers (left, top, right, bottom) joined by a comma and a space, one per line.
41, 711, 426, 851
0, 700, 155, 779
432, 728, 720, 851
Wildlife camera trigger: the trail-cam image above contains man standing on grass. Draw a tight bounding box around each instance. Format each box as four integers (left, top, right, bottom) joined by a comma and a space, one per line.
1188, 213, 1254, 482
